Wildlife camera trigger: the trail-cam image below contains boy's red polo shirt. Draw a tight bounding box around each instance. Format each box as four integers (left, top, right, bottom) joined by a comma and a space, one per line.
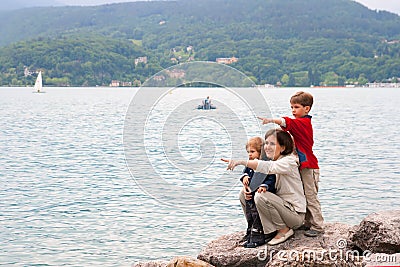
281, 115, 319, 170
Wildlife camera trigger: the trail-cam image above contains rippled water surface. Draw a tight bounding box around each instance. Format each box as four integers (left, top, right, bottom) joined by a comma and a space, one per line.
1, 87, 399, 266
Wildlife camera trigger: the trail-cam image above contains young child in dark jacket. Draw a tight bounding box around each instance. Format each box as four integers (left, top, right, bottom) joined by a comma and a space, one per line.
240, 137, 276, 248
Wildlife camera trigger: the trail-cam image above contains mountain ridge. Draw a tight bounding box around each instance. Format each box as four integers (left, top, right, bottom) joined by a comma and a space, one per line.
1, 0, 400, 86
0, 0, 64, 10
1, 0, 400, 47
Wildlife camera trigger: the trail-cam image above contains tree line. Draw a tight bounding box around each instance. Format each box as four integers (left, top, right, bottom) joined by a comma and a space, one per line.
0, 0, 400, 86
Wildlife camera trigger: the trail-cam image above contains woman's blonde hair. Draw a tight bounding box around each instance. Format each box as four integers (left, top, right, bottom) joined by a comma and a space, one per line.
246, 136, 266, 159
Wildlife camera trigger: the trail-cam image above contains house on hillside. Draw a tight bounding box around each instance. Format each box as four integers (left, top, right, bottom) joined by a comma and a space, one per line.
383, 39, 400, 44
154, 75, 166, 81
166, 69, 185, 79
110, 80, 132, 87
24, 67, 34, 77
135, 56, 148, 66
121, 81, 132, 87
216, 56, 238, 64
110, 80, 120, 87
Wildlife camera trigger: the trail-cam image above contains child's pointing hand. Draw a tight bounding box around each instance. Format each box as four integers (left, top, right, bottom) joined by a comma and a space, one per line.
257, 116, 273, 124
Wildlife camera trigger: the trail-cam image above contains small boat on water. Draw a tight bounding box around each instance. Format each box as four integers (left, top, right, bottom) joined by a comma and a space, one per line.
197, 103, 216, 110
33, 71, 45, 93
197, 96, 216, 110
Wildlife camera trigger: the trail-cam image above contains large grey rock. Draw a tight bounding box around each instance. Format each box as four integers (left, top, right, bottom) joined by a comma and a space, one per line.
197, 223, 365, 267
132, 260, 169, 267
133, 257, 213, 267
350, 210, 400, 254
197, 231, 263, 267
167, 256, 215, 267
134, 211, 400, 267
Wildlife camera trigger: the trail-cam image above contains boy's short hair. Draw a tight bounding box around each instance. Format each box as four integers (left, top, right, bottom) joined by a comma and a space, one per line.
290, 91, 313, 109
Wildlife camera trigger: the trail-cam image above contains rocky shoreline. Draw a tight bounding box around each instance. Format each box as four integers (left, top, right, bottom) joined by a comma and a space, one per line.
133, 210, 400, 267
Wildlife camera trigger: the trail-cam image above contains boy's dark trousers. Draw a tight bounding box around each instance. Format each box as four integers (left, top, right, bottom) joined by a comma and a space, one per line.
244, 193, 264, 241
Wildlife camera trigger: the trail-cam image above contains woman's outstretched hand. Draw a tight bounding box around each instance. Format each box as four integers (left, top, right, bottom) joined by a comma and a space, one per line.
221, 158, 236, 170
221, 158, 246, 170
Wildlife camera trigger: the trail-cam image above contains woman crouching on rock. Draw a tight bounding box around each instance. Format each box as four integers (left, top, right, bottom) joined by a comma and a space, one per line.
222, 129, 306, 246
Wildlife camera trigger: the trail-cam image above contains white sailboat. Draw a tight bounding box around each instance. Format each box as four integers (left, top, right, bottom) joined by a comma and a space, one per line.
33, 71, 44, 93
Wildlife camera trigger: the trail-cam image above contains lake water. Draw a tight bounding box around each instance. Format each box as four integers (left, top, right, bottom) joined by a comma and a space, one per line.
0, 87, 399, 266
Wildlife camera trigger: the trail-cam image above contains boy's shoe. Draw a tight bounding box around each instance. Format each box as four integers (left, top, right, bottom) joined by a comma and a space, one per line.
240, 228, 251, 245
244, 228, 265, 248
297, 224, 311, 231
240, 233, 250, 243
304, 229, 323, 237
244, 238, 265, 248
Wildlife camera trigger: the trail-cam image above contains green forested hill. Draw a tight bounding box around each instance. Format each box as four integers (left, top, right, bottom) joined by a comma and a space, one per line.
1, 0, 400, 86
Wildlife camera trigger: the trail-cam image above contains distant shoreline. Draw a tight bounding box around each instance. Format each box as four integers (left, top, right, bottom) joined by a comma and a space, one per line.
2, 83, 400, 88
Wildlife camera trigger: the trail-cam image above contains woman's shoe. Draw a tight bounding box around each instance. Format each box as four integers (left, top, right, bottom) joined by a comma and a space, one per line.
264, 231, 277, 243
267, 229, 294, 246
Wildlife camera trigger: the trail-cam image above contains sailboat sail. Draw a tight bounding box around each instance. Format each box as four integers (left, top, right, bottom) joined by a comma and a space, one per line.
34, 71, 43, 93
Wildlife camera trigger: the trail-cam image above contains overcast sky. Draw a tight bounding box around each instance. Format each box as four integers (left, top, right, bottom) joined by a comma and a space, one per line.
355, 0, 400, 14
58, 0, 400, 15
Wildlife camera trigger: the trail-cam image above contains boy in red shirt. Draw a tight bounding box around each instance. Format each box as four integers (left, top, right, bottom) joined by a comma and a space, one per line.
258, 91, 324, 237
